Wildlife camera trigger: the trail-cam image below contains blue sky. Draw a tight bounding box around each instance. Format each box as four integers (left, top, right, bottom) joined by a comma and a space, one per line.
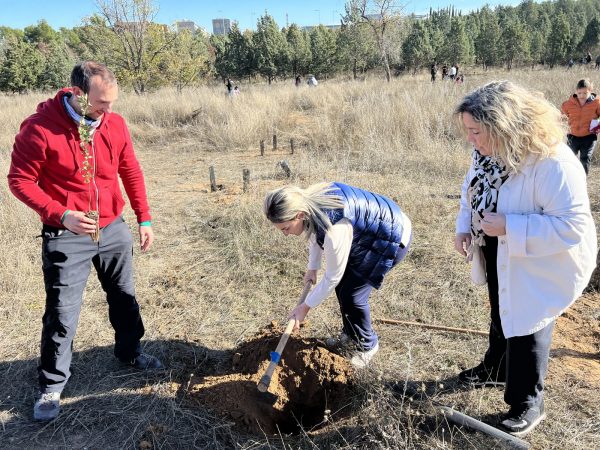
0, 1, 522, 32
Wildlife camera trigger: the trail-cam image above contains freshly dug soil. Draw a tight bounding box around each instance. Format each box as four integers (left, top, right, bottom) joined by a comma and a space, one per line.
188, 323, 355, 434
550, 295, 600, 388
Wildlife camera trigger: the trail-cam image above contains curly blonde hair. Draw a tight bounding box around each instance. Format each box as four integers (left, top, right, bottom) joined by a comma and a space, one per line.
455, 80, 568, 172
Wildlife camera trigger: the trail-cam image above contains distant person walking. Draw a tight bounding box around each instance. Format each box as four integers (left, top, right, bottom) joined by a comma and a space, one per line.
307, 75, 318, 87
567, 58, 574, 70
225, 77, 233, 95
561, 79, 600, 175
449, 64, 457, 80
295, 75, 302, 87
7, 61, 163, 422
442, 64, 448, 80
595, 55, 600, 69
430, 62, 437, 82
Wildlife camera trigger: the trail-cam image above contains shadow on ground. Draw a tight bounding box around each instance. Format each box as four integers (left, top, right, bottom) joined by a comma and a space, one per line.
0, 339, 235, 449
0, 337, 360, 449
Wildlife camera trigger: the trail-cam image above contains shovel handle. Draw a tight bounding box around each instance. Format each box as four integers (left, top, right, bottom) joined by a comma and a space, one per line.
257, 282, 312, 392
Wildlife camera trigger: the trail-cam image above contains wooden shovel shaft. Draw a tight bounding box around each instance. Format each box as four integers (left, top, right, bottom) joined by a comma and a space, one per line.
257, 282, 312, 392
375, 317, 488, 336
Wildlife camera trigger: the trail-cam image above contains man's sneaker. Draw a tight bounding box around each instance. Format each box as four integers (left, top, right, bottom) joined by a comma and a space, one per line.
458, 362, 505, 387
33, 392, 61, 421
350, 342, 379, 369
121, 353, 164, 370
325, 332, 351, 348
500, 402, 546, 437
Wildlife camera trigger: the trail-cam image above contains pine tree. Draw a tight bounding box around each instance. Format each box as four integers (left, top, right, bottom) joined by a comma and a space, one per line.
309, 25, 338, 79
286, 24, 311, 77
0, 38, 44, 92
253, 14, 288, 84
578, 16, 600, 52
500, 19, 529, 70
37, 40, 74, 90
547, 13, 571, 68
475, 8, 501, 69
402, 21, 433, 73
441, 18, 471, 65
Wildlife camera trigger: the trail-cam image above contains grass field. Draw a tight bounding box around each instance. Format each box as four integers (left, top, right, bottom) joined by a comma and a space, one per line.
0, 67, 599, 449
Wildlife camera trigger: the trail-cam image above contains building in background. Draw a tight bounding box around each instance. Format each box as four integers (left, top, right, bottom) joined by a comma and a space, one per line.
301, 24, 341, 32
176, 20, 197, 33
212, 18, 231, 35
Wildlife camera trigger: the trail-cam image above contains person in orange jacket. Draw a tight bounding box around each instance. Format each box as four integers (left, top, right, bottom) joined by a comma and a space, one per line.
561, 79, 600, 174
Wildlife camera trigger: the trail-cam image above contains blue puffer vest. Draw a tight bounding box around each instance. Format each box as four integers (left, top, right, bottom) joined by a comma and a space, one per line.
315, 182, 405, 289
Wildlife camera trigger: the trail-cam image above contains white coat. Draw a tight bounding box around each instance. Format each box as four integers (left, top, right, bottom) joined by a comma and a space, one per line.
456, 143, 597, 338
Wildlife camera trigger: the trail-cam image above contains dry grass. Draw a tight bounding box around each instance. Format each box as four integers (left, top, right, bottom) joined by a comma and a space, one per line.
0, 66, 599, 449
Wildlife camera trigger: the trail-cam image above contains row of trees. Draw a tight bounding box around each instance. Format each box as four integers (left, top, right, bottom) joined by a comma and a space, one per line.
402, 0, 600, 71
2, 0, 600, 93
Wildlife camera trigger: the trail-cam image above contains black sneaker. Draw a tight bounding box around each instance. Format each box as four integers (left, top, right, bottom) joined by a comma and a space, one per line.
500, 402, 546, 436
458, 362, 505, 387
121, 353, 164, 370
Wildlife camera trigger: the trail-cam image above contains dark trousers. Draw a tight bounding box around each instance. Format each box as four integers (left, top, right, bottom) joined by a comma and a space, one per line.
482, 236, 555, 409
39, 217, 144, 393
567, 134, 596, 175
335, 235, 412, 352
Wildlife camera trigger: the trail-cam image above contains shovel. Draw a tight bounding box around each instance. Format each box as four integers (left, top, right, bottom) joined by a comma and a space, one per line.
257, 281, 312, 397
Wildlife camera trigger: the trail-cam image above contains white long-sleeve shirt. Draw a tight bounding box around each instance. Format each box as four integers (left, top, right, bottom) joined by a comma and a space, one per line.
305, 213, 412, 308
456, 143, 597, 337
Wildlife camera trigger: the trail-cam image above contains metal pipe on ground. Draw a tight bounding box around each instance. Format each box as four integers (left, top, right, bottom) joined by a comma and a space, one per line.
440, 406, 531, 449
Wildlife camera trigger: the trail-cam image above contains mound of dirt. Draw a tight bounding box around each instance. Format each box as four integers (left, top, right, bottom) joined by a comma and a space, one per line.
188, 323, 355, 434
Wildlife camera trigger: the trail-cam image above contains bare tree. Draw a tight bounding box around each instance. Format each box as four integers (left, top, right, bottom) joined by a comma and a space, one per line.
349, 0, 404, 82
95, 0, 174, 94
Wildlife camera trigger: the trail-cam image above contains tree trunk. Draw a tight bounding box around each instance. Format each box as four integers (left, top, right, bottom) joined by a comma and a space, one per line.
383, 52, 391, 82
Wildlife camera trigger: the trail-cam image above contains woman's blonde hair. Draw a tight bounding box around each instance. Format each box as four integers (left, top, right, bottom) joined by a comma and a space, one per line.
455, 80, 567, 172
263, 182, 344, 237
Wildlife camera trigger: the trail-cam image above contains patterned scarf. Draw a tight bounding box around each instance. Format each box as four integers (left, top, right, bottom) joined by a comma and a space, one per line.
468, 149, 509, 246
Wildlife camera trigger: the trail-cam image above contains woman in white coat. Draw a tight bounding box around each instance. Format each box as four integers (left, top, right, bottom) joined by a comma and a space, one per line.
454, 81, 597, 437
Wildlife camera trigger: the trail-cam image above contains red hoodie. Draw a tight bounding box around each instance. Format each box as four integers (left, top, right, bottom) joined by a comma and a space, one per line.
8, 89, 151, 228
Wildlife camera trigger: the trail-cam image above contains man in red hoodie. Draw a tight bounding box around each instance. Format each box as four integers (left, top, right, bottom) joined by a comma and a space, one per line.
8, 61, 163, 422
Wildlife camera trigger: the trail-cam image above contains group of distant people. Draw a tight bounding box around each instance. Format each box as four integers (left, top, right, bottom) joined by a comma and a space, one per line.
223, 75, 319, 95
224, 78, 240, 96
295, 74, 318, 87
431, 62, 464, 84
567, 51, 600, 70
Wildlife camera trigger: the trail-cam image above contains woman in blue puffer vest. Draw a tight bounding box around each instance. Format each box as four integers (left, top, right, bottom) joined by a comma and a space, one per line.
264, 182, 412, 368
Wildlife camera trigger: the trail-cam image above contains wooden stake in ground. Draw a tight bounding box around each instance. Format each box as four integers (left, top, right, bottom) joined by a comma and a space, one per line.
243, 169, 250, 193
272, 134, 277, 150
260, 140, 265, 156
374, 317, 487, 336
290, 138, 295, 154
209, 166, 217, 192
278, 160, 291, 178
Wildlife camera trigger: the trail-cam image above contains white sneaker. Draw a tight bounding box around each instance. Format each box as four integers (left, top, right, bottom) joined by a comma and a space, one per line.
33, 392, 61, 421
350, 342, 379, 369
